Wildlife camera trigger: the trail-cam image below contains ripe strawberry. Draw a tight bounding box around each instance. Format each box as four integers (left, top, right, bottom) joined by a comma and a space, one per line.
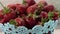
43, 5, 55, 13
0, 9, 17, 24
16, 4, 26, 14
40, 11, 48, 24
15, 17, 25, 26
40, 11, 48, 18
23, 0, 36, 7
39, 1, 47, 6
0, 10, 4, 24
53, 12, 59, 20
7, 4, 17, 10
24, 17, 37, 29
0, 2, 17, 23
27, 4, 38, 14
0, 10, 4, 20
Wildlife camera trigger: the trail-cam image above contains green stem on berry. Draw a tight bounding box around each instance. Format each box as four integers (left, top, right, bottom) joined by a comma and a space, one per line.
22, 0, 26, 4
9, 19, 16, 25
41, 18, 47, 25
0, 2, 10, 14
33, 10, 39, 18
27, 10, 39, 19
48, 12, 54, 20
9, 19, 18, 28
38, 3, 44, 10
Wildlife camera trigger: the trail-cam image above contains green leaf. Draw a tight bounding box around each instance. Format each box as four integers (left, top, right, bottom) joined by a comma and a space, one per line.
48, 12, 54, 20
22, 0, 27, 4
41, 18, 47, 23
41, 18, 48, 25
38, 3, 44, 10
3, 7, 10, 14
9, 19, 16, 25
27, 13, 33, 17
0, 2, 10, 14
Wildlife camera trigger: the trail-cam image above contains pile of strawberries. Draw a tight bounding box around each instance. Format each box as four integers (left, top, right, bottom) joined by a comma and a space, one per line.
0, 0, 59, 29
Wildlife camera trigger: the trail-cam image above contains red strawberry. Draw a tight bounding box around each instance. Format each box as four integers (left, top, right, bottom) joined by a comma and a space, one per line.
27, 4, 38, 14
0, 2, 17, 23
24, 17, 36, 29
16, 4, 26, 14
43, 5, 55, 13
53, 12, 59, 20
0, 9, 17, 24
40, 11, 48, 18
7, 4, 17, 10
0, 10, 4, 23
39, 1, 47, 6
0, 10, 4, 20
15, 17, 25, 26
23, 0, 36, 7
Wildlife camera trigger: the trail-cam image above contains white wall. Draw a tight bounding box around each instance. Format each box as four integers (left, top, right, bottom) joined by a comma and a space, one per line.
0, 0, 60, 10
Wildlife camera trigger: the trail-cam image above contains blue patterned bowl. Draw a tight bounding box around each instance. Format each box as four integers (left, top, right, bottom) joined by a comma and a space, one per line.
0, 20, 58, 34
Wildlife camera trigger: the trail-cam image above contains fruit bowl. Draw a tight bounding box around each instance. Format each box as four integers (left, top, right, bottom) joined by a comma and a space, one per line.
0, 20, 58, 34
0, 0, 60, 34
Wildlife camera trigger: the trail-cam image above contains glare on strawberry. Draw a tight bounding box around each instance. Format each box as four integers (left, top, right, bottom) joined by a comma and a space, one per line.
27, 4, 38, 14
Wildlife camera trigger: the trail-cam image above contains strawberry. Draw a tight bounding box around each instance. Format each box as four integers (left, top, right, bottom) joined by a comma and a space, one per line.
16, 4, 27, 15
39, 11, 48, 24
8, 4, 27, 16
15, 17, 25, 26
40, 11, 48, 18
0, 9, 17, 24
4, 9, 17, 19
0, 10, 4, 20
7, 4, 17, 10
39, 1, 47, 6
48, 11, 59, 20
23, 0, 36, 7
27, 4, 38, 14
0, 2, 17, 23
24, 17, 37, 29
43, 5, 55, 13
53, 12, 59, 20
0, 10, 4, 24
9, 17, 25, 26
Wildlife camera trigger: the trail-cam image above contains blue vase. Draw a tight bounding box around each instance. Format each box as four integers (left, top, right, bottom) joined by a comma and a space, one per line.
0, 20, 58, 34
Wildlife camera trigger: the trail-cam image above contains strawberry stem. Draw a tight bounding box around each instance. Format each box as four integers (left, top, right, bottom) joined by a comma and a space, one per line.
0, 2, 10, 14
9, 19, 16, 25
38, 3, 44, 10
22, 0, 26, 4
48, 12, 54, 20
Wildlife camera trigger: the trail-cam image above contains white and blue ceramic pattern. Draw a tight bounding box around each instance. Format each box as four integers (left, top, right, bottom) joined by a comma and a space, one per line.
0, 20, 58, 34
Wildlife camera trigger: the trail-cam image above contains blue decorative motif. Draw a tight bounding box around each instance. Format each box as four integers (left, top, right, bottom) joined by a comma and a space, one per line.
0, 20, 58, 34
